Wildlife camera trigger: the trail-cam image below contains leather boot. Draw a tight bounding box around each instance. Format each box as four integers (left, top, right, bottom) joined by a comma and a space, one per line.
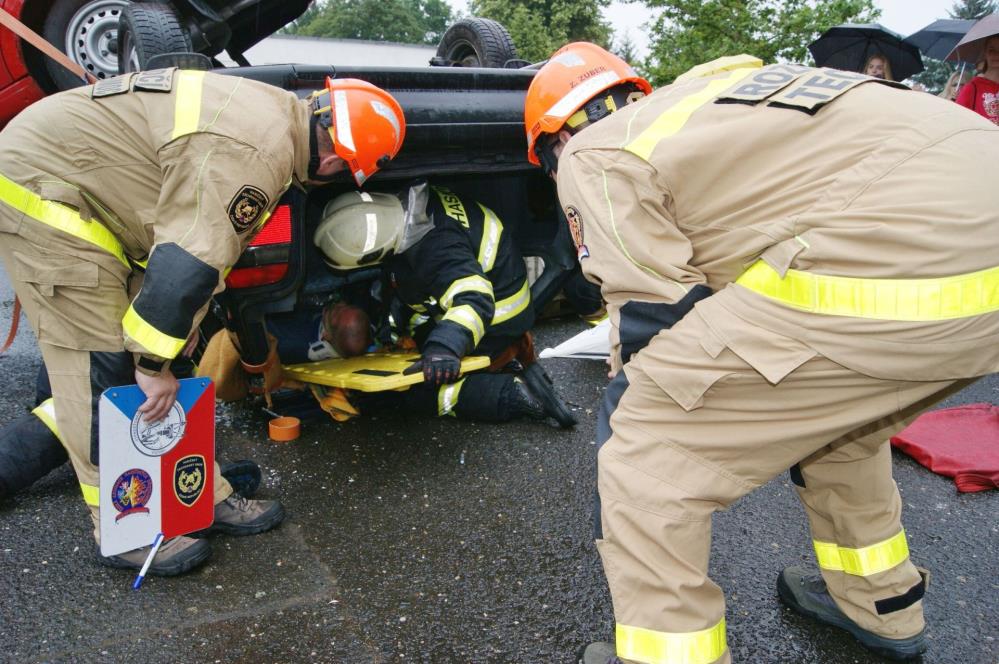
522, 363, 577, 428
777, 566, 927, 660
209, 494, 285, 536
96, 536, 211, 576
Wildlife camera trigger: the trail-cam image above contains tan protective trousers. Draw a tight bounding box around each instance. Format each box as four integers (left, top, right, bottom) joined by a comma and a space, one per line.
0, 218, 231, 542
599, 309, 967, 664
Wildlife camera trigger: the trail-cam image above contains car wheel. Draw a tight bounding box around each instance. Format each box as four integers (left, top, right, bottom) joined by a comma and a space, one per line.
117, 2, 192, 74
42, 0, 129, 89
433, 17, 518, 68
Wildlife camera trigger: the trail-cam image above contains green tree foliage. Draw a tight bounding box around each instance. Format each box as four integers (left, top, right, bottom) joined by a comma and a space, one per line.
950, 0, 997, 19
640, 0, 879, 85
469, 0, 613, 62
283, 0, 453, 45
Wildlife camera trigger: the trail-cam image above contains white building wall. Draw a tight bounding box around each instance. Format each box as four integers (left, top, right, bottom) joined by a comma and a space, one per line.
218, 34, 437, 68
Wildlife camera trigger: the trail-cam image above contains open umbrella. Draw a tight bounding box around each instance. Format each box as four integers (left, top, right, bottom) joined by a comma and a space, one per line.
908, 18, 975, 61
947, 13, 999, 62
808, 23, 925, 81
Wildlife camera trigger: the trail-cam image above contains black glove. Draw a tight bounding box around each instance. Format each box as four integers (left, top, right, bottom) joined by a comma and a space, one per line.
419, 344, 461, 387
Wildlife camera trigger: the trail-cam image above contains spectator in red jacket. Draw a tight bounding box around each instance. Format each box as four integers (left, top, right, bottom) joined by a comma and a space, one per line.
955, 36, 999, 123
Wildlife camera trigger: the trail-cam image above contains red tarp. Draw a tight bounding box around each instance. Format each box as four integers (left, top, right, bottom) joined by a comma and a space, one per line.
891, 403, 999, 492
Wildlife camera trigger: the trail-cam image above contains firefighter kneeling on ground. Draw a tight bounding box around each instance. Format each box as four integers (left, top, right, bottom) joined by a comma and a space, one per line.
313, 183, 577, 427
524, 43, 999, 663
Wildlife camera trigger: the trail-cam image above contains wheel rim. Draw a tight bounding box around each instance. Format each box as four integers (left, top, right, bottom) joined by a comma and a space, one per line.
446, 40, 481, 67
65, 0, 129, 80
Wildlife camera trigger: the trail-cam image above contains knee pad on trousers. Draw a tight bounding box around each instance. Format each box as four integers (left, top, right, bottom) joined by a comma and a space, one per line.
594, 371, 630, 540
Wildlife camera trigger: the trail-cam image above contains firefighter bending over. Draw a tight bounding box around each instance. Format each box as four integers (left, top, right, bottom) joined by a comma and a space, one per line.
0, 69, 406, 576
525, 43, 999, 663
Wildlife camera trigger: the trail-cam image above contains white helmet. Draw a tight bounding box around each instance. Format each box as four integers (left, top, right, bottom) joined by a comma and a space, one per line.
314, 191, 405, 270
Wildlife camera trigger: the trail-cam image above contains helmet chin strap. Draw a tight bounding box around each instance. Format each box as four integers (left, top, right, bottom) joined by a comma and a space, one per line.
308, 101, 341, 183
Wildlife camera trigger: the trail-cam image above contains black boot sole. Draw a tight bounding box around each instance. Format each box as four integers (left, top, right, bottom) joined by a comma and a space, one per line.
207, 501, 285, 536
95, 540, 212, 577
777, 571, 927, 661
523, 363, 578, 428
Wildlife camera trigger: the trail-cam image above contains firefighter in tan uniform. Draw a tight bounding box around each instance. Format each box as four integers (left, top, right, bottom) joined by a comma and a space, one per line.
524, 43, 999, 663
0, 69, 406, 576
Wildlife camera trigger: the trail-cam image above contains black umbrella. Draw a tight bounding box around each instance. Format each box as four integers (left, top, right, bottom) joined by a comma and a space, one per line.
808, 23, 925, 81
908, 18, 975, 61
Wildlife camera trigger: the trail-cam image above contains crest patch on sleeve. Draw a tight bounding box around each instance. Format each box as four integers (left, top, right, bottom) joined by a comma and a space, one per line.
227, 186, 269, 232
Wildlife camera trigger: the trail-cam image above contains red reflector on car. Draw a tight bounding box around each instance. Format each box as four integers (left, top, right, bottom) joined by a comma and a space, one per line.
250, 204, 292, 246
225, 263, 289, 289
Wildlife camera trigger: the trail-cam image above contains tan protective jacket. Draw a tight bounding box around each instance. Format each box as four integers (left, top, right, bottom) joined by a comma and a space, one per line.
0, 69, 311, 369
557, 62, 999, 384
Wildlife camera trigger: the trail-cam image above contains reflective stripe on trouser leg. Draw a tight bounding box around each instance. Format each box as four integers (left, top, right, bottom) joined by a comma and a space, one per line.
31, 398, 64, 443
793, 381, 967, 638
616, 619, 727, 664
437, 379, 465, 417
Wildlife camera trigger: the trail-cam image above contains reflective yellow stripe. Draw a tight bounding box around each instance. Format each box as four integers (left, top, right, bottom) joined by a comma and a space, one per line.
813, 530, 910, 576
171, 70, 205, 140
437, 378, 465, 417
31, 398, 64, 443
0, 172, 129, 268
492, 279, 531, 324
442, 304, 485, 346
122, 305, 186, 359
736, 260, 999, 321
441, 275, 494, 309
616, 618, 727, 664
80, 482, 100, 507
624, 68, 756, 161
477, 203, 503, 272
673, 54, 764, 84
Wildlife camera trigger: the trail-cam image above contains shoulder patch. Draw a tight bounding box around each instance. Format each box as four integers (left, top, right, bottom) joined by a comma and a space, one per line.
227, 185, 269, 232
133, 68, 174, 93
92, 74, 133, 99
565, 206, 588, 260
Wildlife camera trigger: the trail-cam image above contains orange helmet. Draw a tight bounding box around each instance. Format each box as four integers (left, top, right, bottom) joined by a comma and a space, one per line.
312, 78, 406, 186
524, 42, 651, 166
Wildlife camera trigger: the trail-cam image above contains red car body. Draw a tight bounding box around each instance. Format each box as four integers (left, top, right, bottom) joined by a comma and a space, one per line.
0, 0, 46, 128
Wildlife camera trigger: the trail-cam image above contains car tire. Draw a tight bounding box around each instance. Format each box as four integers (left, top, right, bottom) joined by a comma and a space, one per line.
433, 17, 518, 68
117, 2, 192, 74
42, 0, 129, 89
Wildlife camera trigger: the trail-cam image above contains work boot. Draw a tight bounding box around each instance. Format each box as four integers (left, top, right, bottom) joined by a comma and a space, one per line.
777, 566, 927, 661
96, 536, 211, 576
508, 377, 546, 420
219, 459, 262, 498
208, 494, 285, 536
580, 642, 628, 664
522, 362, 578, 428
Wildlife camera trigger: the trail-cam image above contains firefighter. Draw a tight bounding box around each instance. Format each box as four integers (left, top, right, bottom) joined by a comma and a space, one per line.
525, 43, 999, 663
0, 69, 406, 576
314, 184, 576, 427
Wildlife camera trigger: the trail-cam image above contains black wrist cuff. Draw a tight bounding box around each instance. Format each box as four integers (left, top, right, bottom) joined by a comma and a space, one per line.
137, 355, 167, 374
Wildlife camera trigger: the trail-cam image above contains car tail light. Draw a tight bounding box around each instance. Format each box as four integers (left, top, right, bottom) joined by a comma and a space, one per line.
249, 204, 292, 246
225, 204, 292, 289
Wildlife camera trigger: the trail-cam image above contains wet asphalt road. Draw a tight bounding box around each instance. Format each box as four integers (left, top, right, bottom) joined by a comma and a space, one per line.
0, 280, 997, 664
